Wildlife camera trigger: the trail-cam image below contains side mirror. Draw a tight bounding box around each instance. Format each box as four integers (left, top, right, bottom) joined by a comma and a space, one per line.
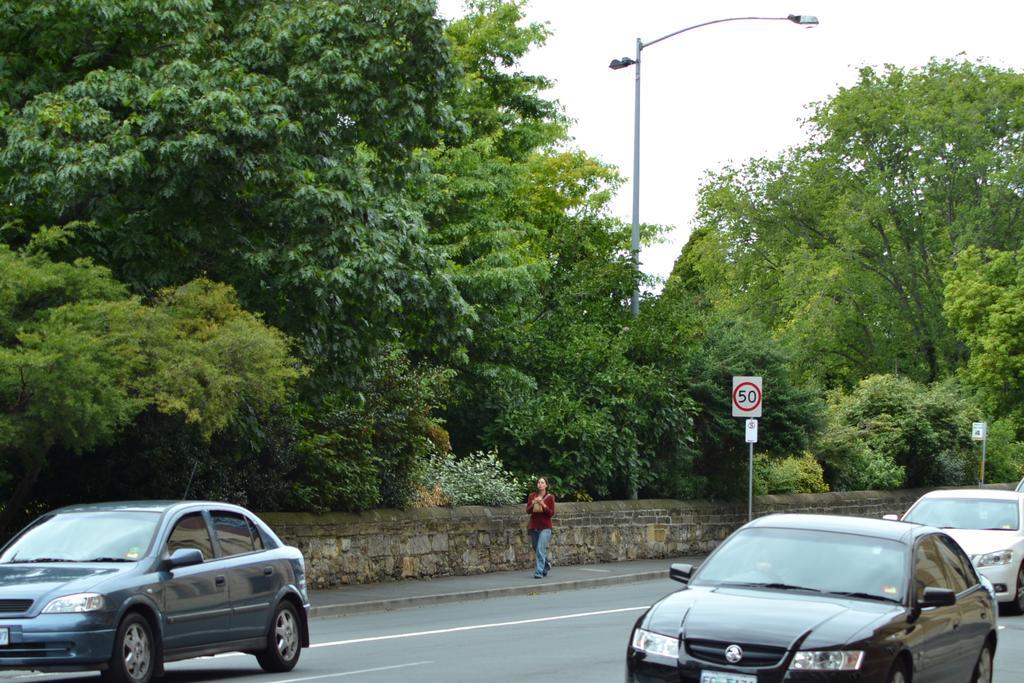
165, 547, 204, 570
669, 563, 694, 585
919, 586, 956, 608
882, 514, 900, 521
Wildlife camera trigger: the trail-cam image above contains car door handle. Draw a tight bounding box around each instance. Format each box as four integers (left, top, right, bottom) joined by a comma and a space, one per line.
215, 575, 226, 587
263, 567, 274, 576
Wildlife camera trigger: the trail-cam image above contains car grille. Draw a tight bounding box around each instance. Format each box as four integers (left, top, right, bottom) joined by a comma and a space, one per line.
0, 600, 33, 614
685, 638, 787, 667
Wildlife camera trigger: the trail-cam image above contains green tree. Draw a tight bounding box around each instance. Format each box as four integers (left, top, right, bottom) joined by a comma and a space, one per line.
684, 60, 1024, 387
0, 0, 471, 515
416, 1, 688, 498
944, 247, 1024, 426
0, 0, 470, 382
0, 243, 299, 527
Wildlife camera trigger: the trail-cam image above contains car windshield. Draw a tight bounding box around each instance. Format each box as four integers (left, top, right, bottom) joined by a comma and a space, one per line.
903, 498, 1020, 531
691, 527, 907, 602
0, 511, 161, 563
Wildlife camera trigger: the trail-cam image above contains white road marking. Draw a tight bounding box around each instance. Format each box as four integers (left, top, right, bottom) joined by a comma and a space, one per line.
310, 606, 649, 648
271, 661, 433, 681
0, 607, 647, 680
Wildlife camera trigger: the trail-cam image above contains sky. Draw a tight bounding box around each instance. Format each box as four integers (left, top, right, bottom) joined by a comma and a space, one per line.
436, 1, 1024, 281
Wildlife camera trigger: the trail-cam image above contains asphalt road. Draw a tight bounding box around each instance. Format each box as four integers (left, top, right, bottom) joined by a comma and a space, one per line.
2, 580, 1023, 682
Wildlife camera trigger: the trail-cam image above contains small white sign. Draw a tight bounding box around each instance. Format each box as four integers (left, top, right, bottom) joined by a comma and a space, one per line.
745, 419, 758, 443
732, 376, 763, 418
972, 422, 987, 441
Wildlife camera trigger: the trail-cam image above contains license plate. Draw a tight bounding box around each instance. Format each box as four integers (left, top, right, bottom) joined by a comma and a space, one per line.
700, 671, 756, 683
0, 628, 8, 646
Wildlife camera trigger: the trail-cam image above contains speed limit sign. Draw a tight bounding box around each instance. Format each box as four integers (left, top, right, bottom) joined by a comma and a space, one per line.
732, 376, 763, 417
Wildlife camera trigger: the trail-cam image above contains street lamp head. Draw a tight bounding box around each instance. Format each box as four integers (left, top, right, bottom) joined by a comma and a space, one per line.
787, 14, 819, 26
609, 57, 637, 70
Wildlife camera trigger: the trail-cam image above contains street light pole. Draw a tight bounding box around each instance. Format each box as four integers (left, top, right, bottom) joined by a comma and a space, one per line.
629, 37, 641, 317
609, 14, 817, 501
610, 14, 818, 319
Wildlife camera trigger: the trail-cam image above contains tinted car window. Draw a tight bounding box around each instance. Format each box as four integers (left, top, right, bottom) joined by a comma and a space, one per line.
904, 498, 1019, 530
914, 536, 951, 600
212, 511, 256, 556
168, 512, 214, 560
936, 536, 977, 593
691, 527, 906, 601
0, 511, 159, 563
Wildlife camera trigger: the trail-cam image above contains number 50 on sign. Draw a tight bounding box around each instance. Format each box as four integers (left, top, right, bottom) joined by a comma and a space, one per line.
732, 376, 763, 418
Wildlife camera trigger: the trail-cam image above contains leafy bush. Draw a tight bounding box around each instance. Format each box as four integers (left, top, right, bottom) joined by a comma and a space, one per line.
754, 453, 829, 495
417, 450, 526, 507
816, 424, 906, 491
289, 398, 381, 513
35, 408, 303, 525
973, 419, 1024, 484
282, 349, 453, 512
816, 375, 977, 489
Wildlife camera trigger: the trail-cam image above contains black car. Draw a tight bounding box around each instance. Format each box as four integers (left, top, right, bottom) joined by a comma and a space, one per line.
0, 501, 310, 683
627, 514, 996, 683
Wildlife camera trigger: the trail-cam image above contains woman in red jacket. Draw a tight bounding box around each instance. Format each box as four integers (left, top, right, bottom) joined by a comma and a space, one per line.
526, 477, 555, 578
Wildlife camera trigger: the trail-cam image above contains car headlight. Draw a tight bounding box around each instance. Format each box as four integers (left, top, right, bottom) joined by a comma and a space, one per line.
973, 550, 1013, 567
42, 593, 107, 614
789, 650, 864, 671
631, 628, 679, 658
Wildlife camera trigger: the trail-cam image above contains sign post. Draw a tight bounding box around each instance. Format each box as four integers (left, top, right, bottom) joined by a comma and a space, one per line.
972, 421, 988, 484
745, 419, 758, 521
733, 377, 763, 521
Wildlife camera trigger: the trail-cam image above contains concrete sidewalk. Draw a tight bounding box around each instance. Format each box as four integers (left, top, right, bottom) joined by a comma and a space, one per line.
307, 556, 702, 618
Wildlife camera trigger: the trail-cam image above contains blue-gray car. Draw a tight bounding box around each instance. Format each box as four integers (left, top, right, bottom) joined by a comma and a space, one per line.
0, 500, 310, 683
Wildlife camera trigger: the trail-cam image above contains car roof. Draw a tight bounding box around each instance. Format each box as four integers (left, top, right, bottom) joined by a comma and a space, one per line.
46, 500, 248, 515
916, 489, 1024, 501
747, 512, 924, 542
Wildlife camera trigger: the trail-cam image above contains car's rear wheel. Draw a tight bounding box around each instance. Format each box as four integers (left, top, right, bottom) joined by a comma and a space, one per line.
1008, 562, 1024, 615
886, 659, 908, 683
973, 641, 994, 683
102, 613, 154, 683
256, 601, 301, 673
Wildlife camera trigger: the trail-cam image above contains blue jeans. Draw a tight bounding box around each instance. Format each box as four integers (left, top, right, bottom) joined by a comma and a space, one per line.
529, 528, 552, 577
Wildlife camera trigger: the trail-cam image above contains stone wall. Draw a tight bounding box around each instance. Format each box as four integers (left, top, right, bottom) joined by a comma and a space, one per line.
260, 486, 1011, 589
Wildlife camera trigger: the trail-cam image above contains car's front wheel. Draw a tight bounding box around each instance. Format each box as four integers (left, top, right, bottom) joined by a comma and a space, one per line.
256, 601, 301, 673
1008, 562, 1024, 615
886, 659, 908, 683
102, 613, 154, 683
973, 641, 994, 683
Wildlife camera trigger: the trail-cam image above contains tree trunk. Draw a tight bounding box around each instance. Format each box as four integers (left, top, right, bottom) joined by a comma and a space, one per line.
0, 459, 44, 535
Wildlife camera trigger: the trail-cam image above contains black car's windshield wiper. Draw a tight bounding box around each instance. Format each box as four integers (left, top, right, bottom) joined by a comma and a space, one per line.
6, 558, 73, 563
84, 557, 135, 563
719, 581, 822, 592
824, 591, 900, 603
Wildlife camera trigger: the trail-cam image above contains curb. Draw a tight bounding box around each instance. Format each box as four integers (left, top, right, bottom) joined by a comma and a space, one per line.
309, 569, 669, 619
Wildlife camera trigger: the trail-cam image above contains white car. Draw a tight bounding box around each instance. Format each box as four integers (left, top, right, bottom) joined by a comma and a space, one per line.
900, 489, 1024, 613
